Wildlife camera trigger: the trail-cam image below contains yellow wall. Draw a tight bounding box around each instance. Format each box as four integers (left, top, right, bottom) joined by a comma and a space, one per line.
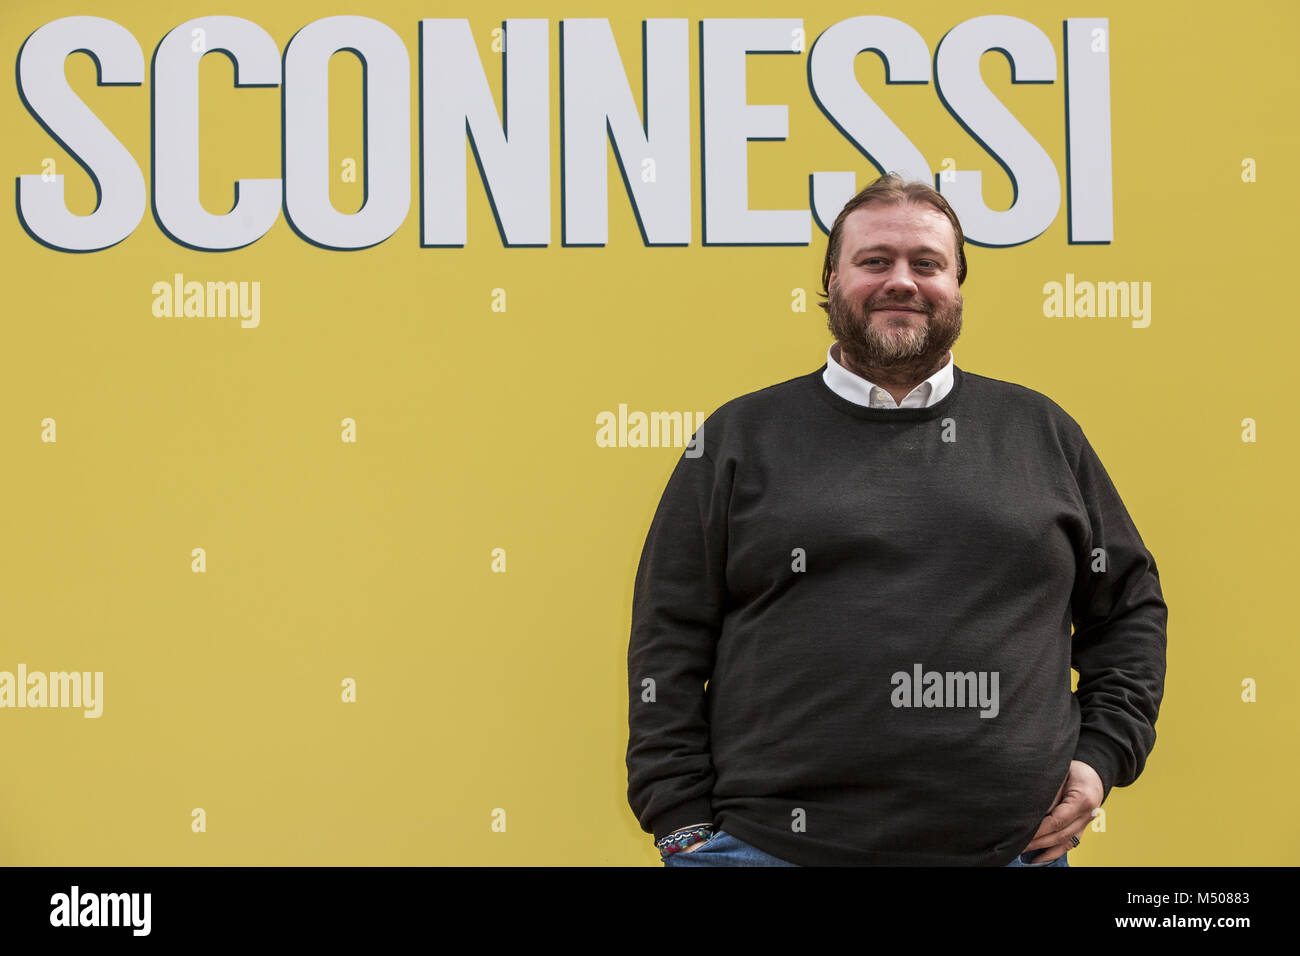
2, 0, 1296, 865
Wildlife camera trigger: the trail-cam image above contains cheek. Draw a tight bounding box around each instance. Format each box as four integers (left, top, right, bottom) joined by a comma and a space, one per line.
839, 277, 878, 300
922, 282, 959, 304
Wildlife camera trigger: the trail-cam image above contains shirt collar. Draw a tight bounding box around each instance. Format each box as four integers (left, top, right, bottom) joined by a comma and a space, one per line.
824, 341, 955, 409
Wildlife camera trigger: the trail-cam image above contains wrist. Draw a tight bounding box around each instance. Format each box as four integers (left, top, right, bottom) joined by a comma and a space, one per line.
656, 824, 715, 856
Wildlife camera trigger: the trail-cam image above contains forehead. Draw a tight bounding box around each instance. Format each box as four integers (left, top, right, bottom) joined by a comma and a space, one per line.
838, 201, 955, 259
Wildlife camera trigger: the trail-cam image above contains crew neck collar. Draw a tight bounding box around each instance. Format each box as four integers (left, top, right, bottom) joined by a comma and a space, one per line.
810, 363, 965, 421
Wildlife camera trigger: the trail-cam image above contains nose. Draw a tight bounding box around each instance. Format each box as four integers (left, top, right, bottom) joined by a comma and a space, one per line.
881, 260, 919, 297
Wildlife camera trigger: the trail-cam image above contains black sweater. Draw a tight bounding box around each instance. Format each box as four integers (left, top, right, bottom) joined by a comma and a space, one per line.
626, 363, 1168, 865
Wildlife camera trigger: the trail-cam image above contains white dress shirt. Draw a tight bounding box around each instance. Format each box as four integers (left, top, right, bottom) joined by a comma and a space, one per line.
823, 341, 955, 409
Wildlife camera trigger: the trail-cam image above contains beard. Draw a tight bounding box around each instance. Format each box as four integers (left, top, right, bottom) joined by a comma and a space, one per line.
825, 283, 963, 384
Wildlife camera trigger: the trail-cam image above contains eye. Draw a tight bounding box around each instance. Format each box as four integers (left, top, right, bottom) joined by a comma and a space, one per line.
915, 260, 939, 269
859, 257, 886, 266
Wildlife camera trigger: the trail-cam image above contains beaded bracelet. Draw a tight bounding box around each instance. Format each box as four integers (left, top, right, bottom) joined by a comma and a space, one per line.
656, 824, 715, 856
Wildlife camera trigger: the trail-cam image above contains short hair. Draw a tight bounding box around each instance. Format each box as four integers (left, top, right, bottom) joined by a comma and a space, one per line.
818, 173, 968, 309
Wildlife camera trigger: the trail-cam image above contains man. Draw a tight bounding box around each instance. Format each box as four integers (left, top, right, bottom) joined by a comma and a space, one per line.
625, 173, 1168, 867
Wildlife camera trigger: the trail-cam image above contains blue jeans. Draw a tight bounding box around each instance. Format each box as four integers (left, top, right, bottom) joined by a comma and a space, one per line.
662, 829, 1069, 867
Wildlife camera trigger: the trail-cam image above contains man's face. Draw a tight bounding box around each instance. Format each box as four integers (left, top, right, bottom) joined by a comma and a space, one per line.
826, 200, 963, 371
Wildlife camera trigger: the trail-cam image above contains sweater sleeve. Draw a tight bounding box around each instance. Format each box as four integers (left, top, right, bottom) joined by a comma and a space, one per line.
1067, 434, 1169, 803
626, 439, 731, 841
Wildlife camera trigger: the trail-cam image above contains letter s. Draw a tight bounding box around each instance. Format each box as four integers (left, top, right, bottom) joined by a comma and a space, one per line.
17, 16, 146, 250
934, 15, 1059, 247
